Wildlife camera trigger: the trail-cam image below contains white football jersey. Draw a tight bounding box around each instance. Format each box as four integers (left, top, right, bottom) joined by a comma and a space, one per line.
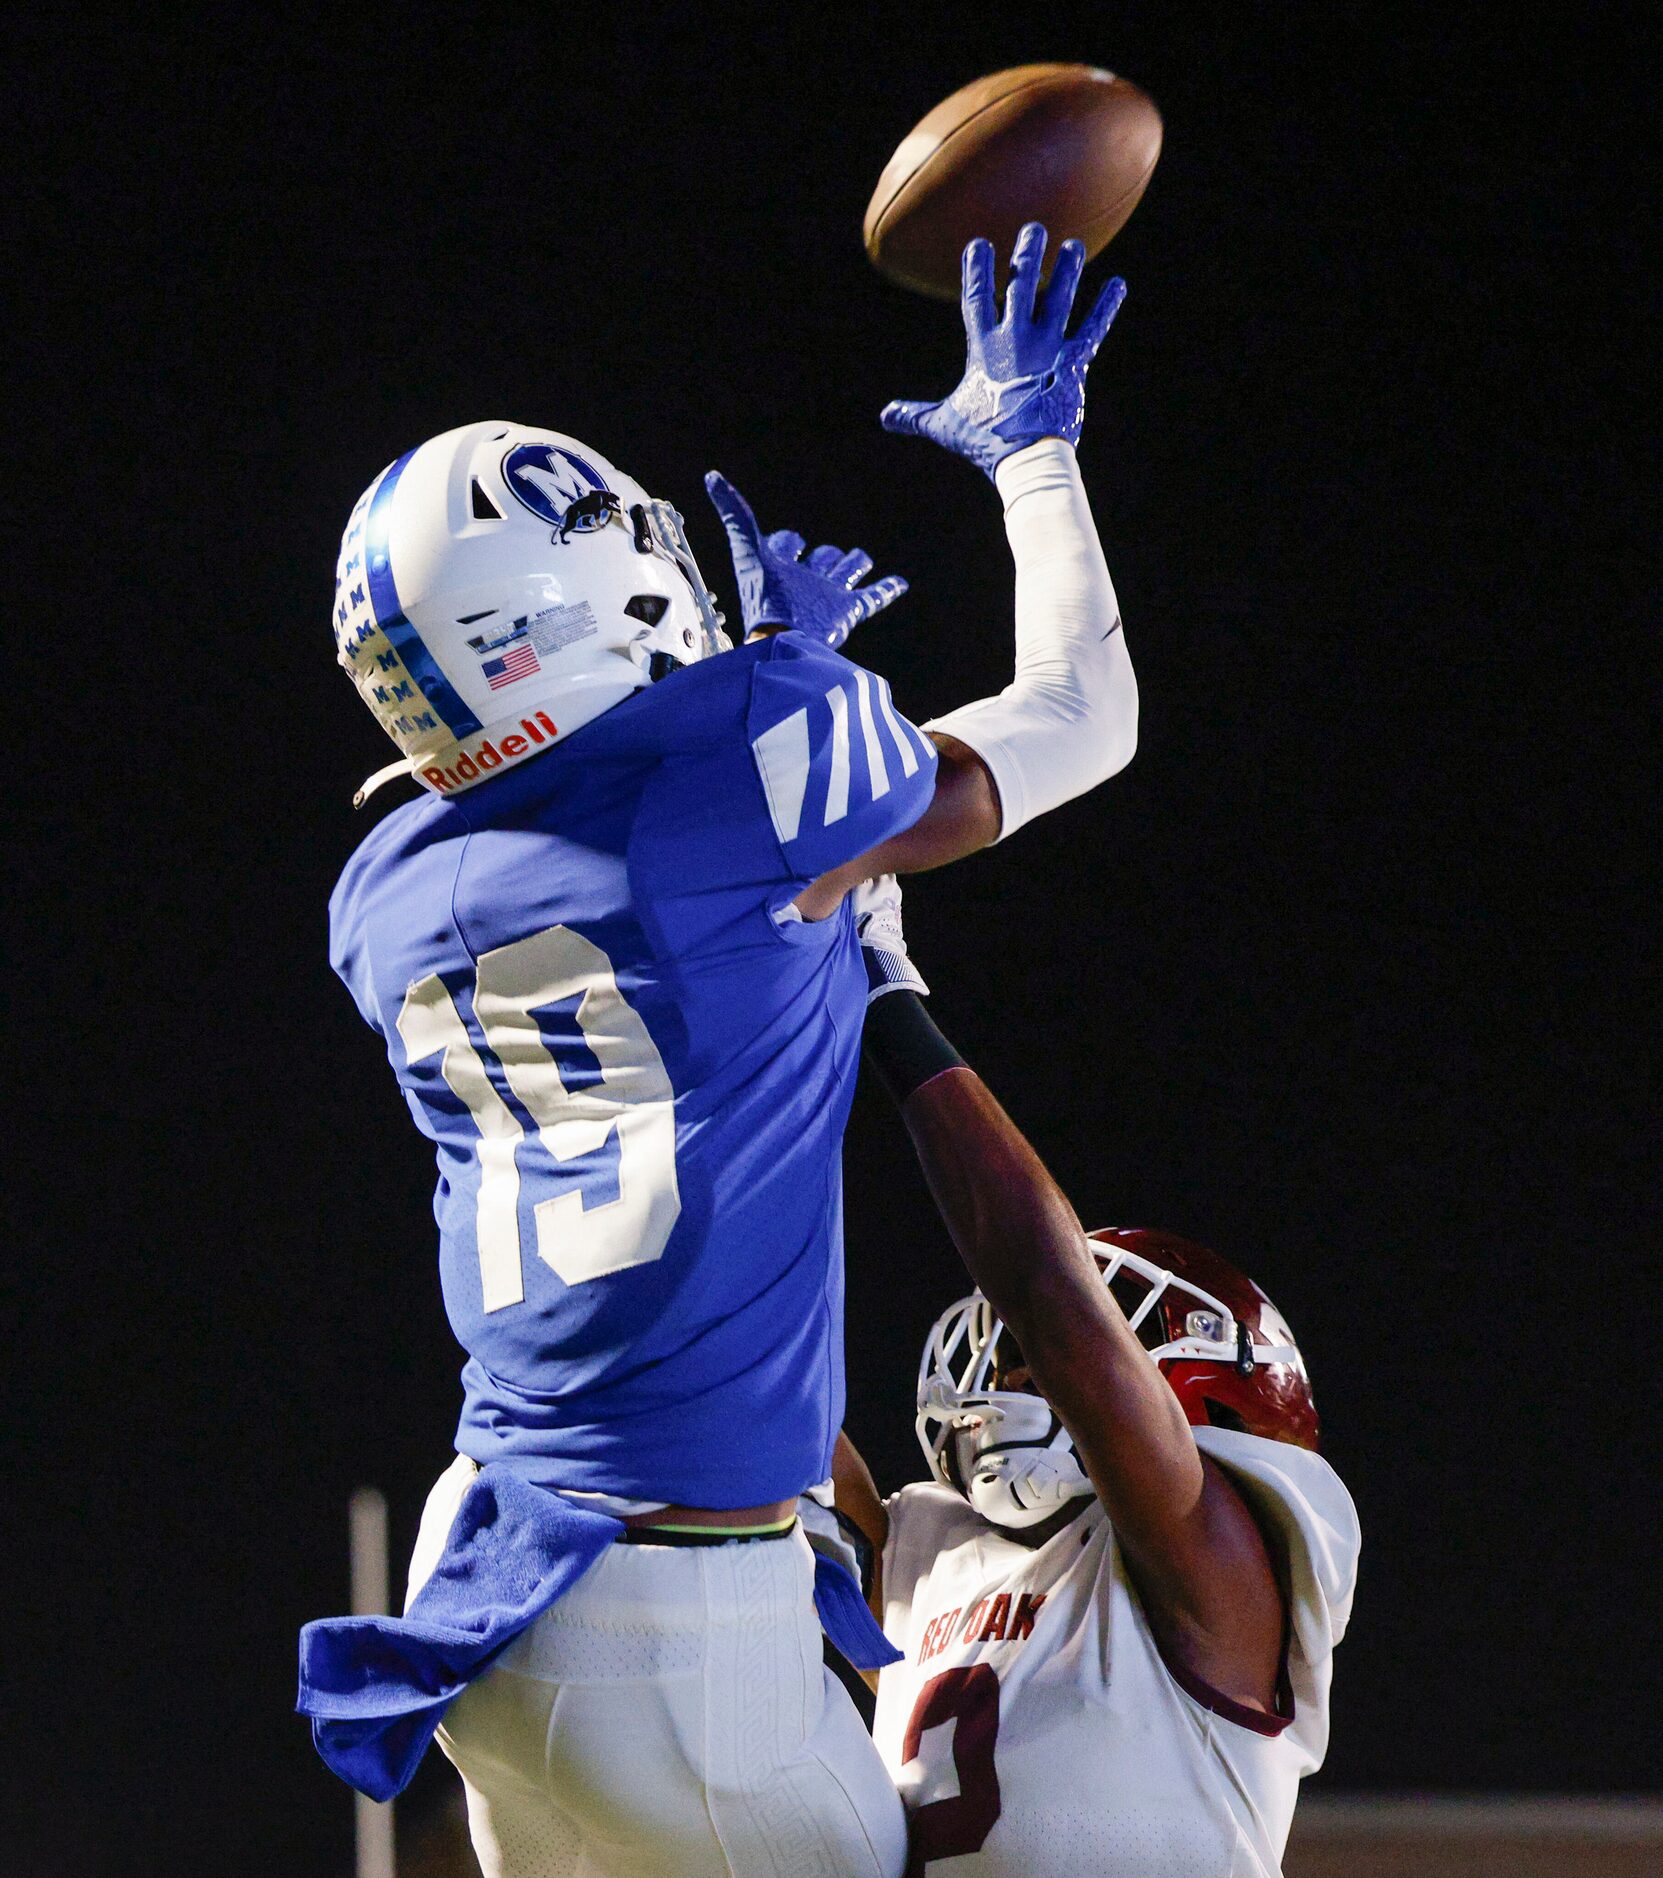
873, 1427, 1360, 1878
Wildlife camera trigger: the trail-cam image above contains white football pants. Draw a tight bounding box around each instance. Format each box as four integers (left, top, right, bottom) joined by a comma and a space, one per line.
408, 1456, 907, 1878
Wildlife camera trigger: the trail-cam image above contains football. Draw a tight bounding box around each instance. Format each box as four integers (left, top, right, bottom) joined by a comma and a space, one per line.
863, 63, 1163, 300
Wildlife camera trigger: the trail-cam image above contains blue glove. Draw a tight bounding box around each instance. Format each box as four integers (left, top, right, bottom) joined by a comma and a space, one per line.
881, 223, 1126, 481
704, 472, 908, 651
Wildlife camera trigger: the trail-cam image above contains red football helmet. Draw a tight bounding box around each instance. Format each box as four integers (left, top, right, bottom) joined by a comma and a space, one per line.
1086, 1228, 1320, 1450
917, 1226, 1320, 1528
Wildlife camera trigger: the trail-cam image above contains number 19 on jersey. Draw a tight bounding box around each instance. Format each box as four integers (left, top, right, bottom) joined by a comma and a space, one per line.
397, 923, 680, 1307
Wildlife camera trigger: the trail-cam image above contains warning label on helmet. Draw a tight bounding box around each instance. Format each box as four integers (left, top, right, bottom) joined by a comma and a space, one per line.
524, 601, 598, 654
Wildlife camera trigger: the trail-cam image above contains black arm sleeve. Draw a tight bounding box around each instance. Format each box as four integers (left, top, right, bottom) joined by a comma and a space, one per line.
862, 990, 967, 1106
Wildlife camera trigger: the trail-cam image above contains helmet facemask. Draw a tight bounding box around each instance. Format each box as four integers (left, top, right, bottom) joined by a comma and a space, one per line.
916, 1296, 1094, 1531
548, 486, 729, 669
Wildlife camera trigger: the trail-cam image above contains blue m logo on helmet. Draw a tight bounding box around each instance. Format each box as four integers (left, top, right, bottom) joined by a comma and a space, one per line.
501, 442, 613, 527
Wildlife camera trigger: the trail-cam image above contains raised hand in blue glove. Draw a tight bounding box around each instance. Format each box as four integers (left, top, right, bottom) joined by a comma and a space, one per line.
881, 223, 1126, 481
704, 471, 908, 651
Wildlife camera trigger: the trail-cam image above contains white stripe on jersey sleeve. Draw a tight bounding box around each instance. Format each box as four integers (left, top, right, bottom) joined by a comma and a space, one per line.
751, 707, 812, 843
823, 684, 851, 826
854, 668, 892, 801
874, 674, 924, 778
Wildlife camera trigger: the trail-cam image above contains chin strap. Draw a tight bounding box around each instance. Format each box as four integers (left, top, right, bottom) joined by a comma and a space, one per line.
353, 756, 418, 809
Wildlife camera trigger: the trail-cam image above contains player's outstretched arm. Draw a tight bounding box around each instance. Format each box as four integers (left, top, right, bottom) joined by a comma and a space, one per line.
860, 916, 1285, 1716
704, 470, 908, 650
802, 226, 1138, 913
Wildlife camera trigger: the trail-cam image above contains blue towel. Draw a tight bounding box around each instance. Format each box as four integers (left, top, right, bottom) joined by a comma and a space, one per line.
297, 1473, 900, 1802
813, 1552, 903, 1671
297, 1469, 621, 1801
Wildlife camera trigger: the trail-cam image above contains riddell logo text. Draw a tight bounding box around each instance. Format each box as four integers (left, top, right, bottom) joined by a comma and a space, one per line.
423, 714, 559, 791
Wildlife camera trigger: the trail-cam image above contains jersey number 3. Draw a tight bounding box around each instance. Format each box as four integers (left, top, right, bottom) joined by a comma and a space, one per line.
398, 924, 680, 1307
903, 1664, 1001, 1875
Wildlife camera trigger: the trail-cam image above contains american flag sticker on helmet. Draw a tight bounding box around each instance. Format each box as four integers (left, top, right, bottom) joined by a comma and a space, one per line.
479, 637, 542, 690
468, 602, 596, 691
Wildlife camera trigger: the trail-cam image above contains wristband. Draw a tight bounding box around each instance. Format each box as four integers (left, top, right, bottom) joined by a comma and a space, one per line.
863, 990, 966, 1105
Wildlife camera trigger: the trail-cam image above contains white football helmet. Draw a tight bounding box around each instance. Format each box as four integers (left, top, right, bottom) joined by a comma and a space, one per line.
332, 421, 730, 802
916, 1234, 1303, 1531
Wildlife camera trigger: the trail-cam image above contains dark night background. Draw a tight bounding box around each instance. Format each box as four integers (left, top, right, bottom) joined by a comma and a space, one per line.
10, 4, 1655, 1872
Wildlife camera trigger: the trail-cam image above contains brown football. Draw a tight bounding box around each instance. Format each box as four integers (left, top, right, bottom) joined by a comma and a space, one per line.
864, 64, 1163, 300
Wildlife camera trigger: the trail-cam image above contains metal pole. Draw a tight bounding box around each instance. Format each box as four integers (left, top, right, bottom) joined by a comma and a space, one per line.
350, 1487, 397, 1878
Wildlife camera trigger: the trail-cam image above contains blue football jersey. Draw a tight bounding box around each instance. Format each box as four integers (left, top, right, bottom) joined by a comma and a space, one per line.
330, 632, 938, 1505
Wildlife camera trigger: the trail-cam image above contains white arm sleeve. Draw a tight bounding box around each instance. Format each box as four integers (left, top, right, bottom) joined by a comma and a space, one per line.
926, 437, 1137, 840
